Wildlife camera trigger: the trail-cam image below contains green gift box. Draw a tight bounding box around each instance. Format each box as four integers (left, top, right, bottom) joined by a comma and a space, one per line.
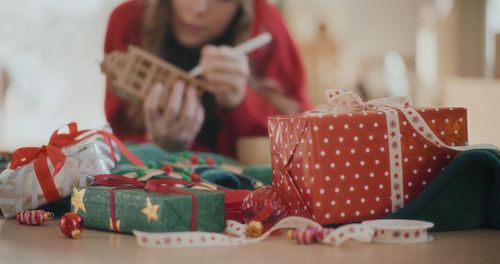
70, 184, 225, 234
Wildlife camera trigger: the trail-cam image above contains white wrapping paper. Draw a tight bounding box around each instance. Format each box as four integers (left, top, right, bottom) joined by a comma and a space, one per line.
0, 135, 116, 218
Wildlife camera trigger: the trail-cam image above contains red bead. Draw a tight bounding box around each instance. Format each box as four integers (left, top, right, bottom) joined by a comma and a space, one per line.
190, 155, 199, 165
205, 158, 216, 166
162, 164, 173, 174
59, 212, 83, 239
190, 172, 201, 182
241, 186, 289, 232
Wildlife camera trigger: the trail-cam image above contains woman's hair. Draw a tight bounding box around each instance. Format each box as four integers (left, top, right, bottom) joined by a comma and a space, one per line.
141, 0, 253, 56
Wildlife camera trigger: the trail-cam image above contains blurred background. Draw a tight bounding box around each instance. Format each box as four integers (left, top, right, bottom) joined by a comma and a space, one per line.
0, 0, 499, 155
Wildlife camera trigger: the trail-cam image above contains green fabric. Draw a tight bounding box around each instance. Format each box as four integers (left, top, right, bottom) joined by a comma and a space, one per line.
72, 186, 225, 234
386, 149, 500, 231
243, 165, 273, 186
118, 144, 239, 167
114, 144, 272, 189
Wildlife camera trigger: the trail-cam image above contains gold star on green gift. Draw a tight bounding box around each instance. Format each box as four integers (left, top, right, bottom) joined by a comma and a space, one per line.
142, 197, 159, 223
71, 187, 86, 213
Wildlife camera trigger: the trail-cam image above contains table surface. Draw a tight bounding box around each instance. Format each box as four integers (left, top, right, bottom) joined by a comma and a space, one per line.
1, 218, 500, 264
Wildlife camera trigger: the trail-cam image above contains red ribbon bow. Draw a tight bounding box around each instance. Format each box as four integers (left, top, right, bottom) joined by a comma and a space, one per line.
9, 122, 144, 204
94, 174, 202, 231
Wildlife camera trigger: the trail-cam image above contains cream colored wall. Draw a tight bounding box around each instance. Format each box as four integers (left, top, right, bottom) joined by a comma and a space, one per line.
442, 77, 500, 146
283, 0, 418, 106
0, 0, 122, 151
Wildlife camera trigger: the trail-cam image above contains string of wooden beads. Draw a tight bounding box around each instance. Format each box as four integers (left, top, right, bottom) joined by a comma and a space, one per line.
287, 227, 333, 245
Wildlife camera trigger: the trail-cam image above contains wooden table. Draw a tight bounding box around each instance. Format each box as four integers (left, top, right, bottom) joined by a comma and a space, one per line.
1, 218, 499, 264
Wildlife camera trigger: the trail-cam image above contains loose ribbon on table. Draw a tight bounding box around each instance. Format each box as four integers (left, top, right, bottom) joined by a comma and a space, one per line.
9, 122, 144, 204
303, 89, 498, 211
93, 174, 213, 232
132, 216, 374, 249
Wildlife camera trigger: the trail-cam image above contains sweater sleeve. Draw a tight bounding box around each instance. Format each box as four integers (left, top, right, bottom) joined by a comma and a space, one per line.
218, 4, 311, 138
103, 1, 145, 142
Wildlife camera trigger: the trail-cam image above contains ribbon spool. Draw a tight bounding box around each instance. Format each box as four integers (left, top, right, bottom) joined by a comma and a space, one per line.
362, 219, 434, 244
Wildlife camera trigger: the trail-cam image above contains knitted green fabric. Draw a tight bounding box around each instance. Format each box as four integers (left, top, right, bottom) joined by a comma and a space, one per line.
117, 144, 239, 168
386, 149, 500, 231
113, 144, 273, 188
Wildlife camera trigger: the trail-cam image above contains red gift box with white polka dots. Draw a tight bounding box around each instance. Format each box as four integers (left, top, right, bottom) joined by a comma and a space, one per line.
268, 107, 467, 225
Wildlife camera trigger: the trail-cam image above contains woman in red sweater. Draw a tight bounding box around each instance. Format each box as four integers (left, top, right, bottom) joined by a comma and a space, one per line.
104, 0, 311, 158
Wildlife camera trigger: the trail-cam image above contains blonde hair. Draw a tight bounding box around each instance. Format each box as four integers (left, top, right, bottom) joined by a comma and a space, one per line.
141, 0, 253, 56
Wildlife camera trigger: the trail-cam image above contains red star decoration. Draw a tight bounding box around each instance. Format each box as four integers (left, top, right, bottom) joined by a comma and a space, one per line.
390, 131, 396, 137
393, 183, 400, 191
392, 142, 399, 149
396, 193, 402, 200
419, 126, 425, 132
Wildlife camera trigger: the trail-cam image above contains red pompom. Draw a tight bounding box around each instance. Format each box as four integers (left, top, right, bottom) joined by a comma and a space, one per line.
59, 212, 83, 239
190, 172, 201, 182
190, 155, 199, 165
205, 158, 216, 166
162, 164, 173, 174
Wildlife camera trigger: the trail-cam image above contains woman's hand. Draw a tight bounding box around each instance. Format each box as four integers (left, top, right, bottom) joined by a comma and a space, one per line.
143, 81, 204, 151
200, 45, 249, 110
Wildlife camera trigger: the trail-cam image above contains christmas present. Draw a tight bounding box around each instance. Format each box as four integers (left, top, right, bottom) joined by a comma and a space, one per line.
0, 123, 143, 218
72, 175, 225, 234
268, 89, 470, 225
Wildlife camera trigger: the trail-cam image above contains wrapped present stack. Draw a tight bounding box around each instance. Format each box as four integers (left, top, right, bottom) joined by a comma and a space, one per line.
268, 89, 469, 225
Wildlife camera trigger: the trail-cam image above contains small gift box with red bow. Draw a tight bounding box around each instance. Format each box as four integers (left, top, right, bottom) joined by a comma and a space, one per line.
268, 89, 469, 225
0, 123, 141, 218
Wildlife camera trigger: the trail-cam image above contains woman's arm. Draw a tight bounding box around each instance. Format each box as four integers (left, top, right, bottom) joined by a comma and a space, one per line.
218, 4, 311, 138
103, 1, 145, 142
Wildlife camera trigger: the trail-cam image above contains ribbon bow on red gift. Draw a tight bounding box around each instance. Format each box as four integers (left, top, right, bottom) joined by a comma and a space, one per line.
9, 122, 144, 204
307, 89, 412, 115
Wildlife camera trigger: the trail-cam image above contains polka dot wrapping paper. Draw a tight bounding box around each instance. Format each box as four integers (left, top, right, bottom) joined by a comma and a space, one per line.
268, 94, 468, 225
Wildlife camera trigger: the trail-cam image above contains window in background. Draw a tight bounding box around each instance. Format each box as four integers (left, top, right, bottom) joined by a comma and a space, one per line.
0, 0, 121, 151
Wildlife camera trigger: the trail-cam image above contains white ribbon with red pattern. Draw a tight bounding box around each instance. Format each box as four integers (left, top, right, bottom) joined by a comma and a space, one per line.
307, 89, 497, 212
133, 216, 374, 248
